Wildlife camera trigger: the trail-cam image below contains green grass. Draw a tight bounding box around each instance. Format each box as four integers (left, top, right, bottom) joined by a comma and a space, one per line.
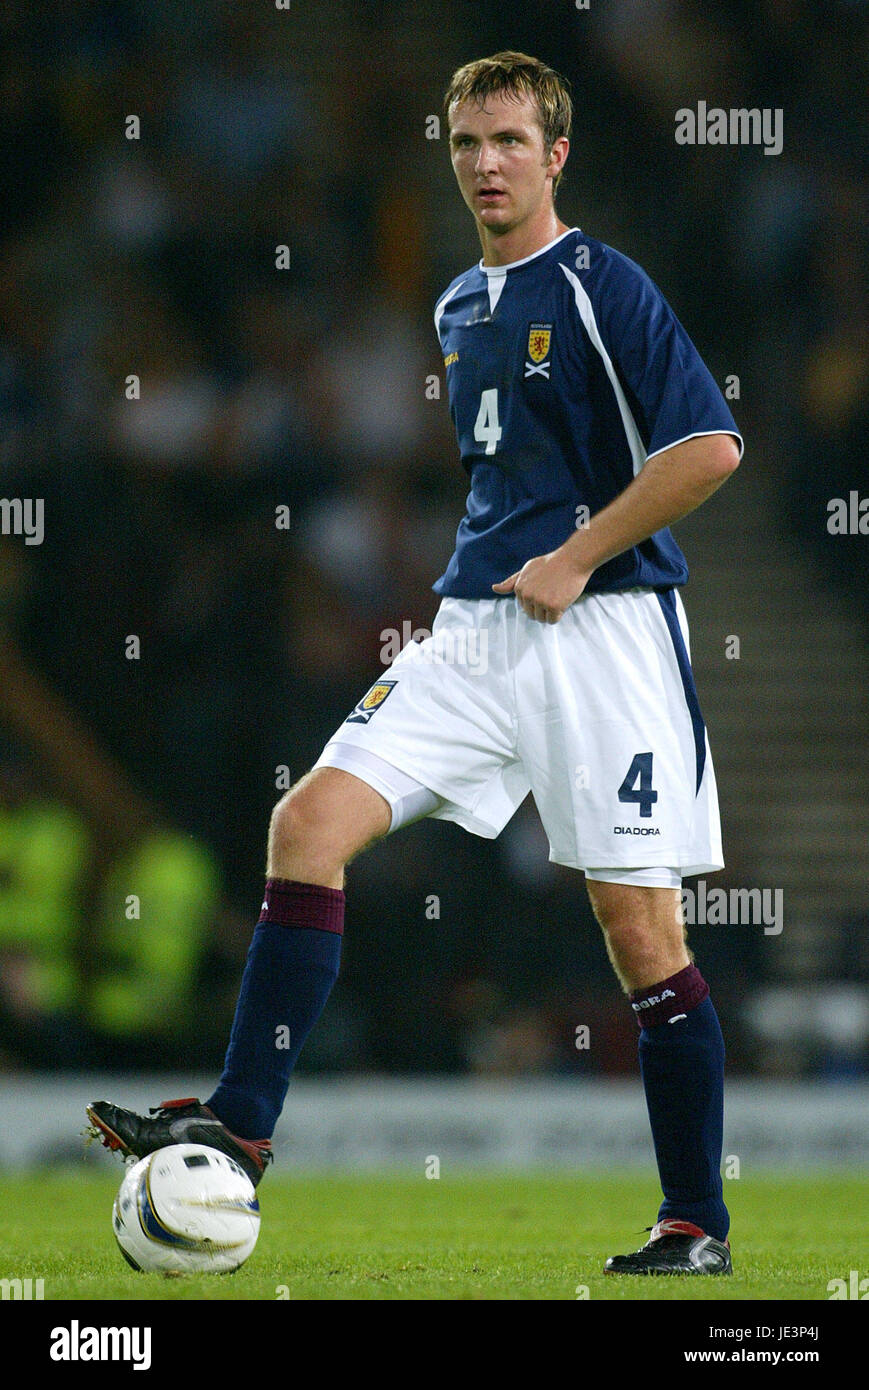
1, 1170, 865, 1300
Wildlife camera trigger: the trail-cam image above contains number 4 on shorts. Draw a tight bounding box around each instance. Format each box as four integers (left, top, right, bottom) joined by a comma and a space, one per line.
618, 752, 658, 818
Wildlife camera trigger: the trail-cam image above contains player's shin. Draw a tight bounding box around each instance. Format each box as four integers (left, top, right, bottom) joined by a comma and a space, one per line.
631, 965, 729, 1243
205, 879, 344, 1140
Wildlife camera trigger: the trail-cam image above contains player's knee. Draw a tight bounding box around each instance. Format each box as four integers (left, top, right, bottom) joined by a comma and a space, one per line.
600, 906, 685, 959
268, 783, 338, 873
587, 881, 689, 987
602, 918, 660, 966
268, 789, 305, 855
267, 767, 392, 884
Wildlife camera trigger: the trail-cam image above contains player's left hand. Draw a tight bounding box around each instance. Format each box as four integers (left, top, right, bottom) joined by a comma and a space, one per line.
491, 549, 592, 623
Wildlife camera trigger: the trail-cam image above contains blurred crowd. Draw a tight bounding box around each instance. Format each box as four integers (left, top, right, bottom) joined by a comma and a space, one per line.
0, 0, 866, 1077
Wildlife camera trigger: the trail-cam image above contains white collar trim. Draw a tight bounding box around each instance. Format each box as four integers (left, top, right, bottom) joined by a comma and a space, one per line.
479, 227, 579, 276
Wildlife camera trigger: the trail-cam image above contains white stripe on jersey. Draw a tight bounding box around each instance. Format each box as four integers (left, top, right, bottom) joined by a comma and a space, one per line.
559, 262, 648, 476
434, 277, 470, 339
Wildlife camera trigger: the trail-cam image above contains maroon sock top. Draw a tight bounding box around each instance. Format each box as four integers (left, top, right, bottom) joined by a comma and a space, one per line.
629, 963, 709, 1026
258, 878, 345, 935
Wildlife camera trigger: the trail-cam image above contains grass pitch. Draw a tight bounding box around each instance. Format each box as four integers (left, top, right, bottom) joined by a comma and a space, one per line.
1, 1170, 865, 1301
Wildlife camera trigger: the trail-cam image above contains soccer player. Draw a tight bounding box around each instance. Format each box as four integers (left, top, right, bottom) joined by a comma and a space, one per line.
89, 52, 742, 1277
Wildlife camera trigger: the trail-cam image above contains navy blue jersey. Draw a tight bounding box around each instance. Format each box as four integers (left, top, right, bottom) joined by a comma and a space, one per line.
433, 227, 742, 598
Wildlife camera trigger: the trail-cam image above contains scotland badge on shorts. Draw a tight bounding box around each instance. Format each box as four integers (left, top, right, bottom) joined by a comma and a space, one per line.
345, 680, 398, 724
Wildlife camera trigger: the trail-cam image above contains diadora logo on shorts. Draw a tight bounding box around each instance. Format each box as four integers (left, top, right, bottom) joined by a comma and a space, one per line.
525, 323, 552, 378
613, 825, 661, 835
345, 680, 397, 725
632, 989, 676, 1014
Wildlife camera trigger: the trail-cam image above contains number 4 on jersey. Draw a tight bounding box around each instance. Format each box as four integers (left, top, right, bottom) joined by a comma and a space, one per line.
474, 388, 502, 456
618, 752, 658, 818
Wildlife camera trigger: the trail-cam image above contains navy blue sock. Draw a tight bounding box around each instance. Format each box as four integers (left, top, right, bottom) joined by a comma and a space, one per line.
206, 879, 344, 1139
632, 966, 729, 1242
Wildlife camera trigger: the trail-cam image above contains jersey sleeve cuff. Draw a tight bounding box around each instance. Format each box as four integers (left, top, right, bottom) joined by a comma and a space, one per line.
645, 429, 744, 463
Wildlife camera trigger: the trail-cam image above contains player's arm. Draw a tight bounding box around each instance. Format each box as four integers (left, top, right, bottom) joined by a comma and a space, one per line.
492, 432, 740, 623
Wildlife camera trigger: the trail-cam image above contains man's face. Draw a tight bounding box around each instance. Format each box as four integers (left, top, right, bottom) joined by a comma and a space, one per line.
448, 89, 565, 237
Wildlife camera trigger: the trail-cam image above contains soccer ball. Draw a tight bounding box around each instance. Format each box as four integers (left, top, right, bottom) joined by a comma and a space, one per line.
112, 1143, 260, 1274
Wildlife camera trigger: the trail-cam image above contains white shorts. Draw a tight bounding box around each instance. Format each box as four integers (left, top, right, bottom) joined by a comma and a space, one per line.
314, 589, 723, 878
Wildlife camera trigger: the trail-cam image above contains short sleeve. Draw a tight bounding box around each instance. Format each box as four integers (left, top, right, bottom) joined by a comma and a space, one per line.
592, 249, 743, 461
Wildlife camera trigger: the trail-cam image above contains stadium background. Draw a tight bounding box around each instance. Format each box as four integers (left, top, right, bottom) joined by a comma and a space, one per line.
0, 0, 866, 1166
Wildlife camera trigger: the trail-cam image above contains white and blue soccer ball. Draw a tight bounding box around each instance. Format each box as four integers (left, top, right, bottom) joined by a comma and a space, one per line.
112, 1143, 260, 1274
